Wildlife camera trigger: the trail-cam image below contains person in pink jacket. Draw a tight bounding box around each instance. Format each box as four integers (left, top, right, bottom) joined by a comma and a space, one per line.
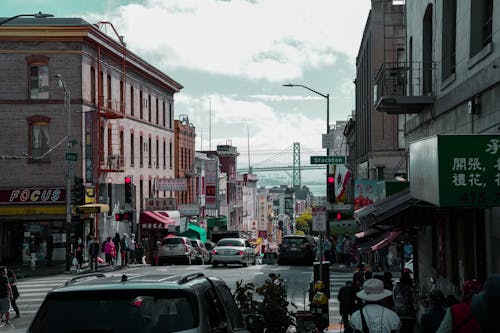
103, 236, 115, 267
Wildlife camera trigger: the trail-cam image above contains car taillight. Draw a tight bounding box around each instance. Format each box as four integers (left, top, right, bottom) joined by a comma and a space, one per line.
302, 243, 310, 248
212, 249, 218, 255
236, 251, 244, 255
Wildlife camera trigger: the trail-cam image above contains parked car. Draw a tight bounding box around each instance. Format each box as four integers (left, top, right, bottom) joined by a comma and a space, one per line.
190, 239, 210, 265
157, 236, 197, 265
204, 240, 217, 263
211, 238, 256, 267
28, 272, 264, 333
278, 235, 317, 265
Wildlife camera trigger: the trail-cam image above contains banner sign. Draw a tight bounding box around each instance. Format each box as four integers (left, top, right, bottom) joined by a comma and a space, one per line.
156, 178, 187, 191
145, 197, 177, 210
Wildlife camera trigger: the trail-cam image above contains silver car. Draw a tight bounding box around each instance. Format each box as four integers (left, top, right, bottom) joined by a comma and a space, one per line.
211, 238, 256, 267
157, 236, 197, 265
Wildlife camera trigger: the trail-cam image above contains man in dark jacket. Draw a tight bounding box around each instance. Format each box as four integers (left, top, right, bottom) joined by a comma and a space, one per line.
88, 239, 100, 271
337, 281, 359, 330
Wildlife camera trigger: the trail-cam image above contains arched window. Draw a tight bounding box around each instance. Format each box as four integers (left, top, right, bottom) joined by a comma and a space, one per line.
27, 115, 50, 158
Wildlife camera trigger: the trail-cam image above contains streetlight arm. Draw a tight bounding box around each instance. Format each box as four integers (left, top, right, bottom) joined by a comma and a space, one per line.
0, 12, 54, 26
282, 83, 328, 99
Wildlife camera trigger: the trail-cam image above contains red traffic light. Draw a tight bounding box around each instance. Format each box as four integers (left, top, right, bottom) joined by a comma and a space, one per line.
336, 213, 342, 221
115, 213, 123, 221
327, 176, 335, 183
124, 176, 132, 184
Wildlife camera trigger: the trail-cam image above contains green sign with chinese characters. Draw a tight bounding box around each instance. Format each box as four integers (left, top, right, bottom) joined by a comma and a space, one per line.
410, 135, 500, 207
310, 155, 346, 164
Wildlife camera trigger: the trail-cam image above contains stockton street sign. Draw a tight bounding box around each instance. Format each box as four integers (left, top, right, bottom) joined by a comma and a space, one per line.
310, 155, 346, 164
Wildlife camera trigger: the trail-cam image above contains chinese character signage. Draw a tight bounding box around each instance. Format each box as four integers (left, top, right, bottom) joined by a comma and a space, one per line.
145, 197, 177, 210
156, 178, 187, 191
410, 135, 500, 207
354, 180, 379, 211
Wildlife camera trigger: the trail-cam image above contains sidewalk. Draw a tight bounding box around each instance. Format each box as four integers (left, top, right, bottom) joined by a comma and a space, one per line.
11, 260, 146, 280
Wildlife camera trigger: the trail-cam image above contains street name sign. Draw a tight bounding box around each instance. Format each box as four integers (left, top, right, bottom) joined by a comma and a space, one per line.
310, 155, 346, 164
66, 152, 77, 161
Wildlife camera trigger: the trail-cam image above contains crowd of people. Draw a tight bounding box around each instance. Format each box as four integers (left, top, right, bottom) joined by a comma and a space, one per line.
337, 263, 499, 333
73, 232, 144, 272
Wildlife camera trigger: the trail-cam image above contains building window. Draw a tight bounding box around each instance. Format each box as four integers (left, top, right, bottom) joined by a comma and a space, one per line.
169, 103, 173, 129
423, 4, 433, 96
148, 94, 152, 122
107, 74, 112, 110
139, 135, 143, 167
140, 179, 144, 210
130, 86, 134, 117
156, 138, 159, 168
156, 98, 159, 125
120, 80, 124, 113
28, 62, 49, 99
140, 90, 143, 119
107, 127, 112, 158
99, 71, 104, 106
163, 141, 166, 168
90, 67, 96, 104
169, 141, 173, 169
148, 137, 152, 167
470, 0, 493, 57
119, 130, 124, 166
130, 133, 135, 167
162, 101, 166, 127
442, 0, 457, 80
27, 115, 50, 159
149, 179, 152, 198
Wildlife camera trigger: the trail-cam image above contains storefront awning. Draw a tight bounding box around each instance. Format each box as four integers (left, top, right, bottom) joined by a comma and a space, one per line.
75, 203, 109, 214
207, 216, 228, 227
179, 223, 207, 242
155, 210, 181, 226
354, 188, 431, 227
358, 229, 403, 253
140, 211, 177, 230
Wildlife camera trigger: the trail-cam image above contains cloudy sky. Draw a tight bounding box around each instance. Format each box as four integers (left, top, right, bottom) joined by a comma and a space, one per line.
1, 0, 371, 188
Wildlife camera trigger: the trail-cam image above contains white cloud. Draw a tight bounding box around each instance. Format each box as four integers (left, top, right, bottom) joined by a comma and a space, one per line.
88, 0, 370, 82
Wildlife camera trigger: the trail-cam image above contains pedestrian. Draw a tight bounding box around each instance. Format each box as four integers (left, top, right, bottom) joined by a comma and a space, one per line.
89, 239, 100, 271
323, 237, 332, 262
29, 235, 37, 271
419, 289, 446, 333
337, 281, 358, 330
343, 235, 351, 267
130, 233, 136, 264
435, 279, 483, 333
347, 278, 400, 333
269, 273, 281, 286
6, 269, 20, 319
352, 263, 365, 286
112, 233, 121, 265
121, 233, 129, 267
471, 274, 500, 333
0, 267, 13, 327
46, 235, 54, 266
104, 236, 115, 267
392, 270, 417, 333
74, 237, 84, 272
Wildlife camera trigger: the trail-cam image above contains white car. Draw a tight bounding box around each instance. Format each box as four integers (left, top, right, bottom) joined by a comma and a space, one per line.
211, 238, 256, 267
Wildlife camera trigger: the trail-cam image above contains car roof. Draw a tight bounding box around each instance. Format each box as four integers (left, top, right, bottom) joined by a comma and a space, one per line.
50, 272, 219, 294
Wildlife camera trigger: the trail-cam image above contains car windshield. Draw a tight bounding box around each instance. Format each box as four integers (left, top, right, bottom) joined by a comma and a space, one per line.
283, 238, 306, 246
161, 238, 183, 245
30, 290, 198, 333
217, 239, 244, 247
190, 240, 199, 247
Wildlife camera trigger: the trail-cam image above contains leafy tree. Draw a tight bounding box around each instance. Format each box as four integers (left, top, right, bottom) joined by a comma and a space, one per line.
295, 208, 312, 234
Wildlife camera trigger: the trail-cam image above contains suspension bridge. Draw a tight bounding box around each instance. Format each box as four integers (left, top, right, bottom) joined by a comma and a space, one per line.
237, 142, 332, 187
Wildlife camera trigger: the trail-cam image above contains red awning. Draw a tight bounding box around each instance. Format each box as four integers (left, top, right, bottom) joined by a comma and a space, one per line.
370, 230, 403, 252
140, 211, 176, 230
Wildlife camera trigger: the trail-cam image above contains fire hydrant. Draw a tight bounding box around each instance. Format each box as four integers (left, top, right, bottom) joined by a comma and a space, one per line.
310, 280, 329, 332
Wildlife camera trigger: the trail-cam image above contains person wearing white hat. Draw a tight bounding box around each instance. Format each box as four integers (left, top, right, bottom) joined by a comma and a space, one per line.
347, 279, 400, 333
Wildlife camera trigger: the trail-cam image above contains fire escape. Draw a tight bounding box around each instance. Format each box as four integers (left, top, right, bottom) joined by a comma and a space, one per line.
95, 22, 127, 174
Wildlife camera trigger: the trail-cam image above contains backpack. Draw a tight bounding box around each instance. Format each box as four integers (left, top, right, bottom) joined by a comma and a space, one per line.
393, 283, 415, 317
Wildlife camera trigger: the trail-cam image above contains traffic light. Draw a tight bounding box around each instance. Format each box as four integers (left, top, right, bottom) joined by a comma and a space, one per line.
73, 176, 84, 205
124, 176, 132, 204
115, 211, 133, 221
327, 173, 335, 203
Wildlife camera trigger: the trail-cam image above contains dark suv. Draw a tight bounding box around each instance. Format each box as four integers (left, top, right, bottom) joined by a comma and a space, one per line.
278, 235, 317, 265
28, 272, 263, 333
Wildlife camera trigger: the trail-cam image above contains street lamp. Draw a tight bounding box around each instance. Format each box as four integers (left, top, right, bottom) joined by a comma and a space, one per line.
55, 74, 73, 272
0, 12, 54, 26
283, 83, 330, 282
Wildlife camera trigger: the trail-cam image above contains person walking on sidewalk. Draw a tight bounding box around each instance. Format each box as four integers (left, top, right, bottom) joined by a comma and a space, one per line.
89, 239, 100, 271
74, 237, 85, 272
0, 267, 13, 327
112, 233, 121, 266
347, 279, 400, 333
392, 270, 417, 333
6, 269, 20, 319
337, 281, 358, 331
120, 234, 129, 267
103, 236, 115, 267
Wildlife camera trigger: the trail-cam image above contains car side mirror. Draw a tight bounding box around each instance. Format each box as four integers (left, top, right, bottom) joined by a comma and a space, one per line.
244, 314, 266, 333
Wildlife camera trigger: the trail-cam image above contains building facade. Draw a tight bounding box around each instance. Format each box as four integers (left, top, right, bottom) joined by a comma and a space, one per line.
0, 17, 182, 265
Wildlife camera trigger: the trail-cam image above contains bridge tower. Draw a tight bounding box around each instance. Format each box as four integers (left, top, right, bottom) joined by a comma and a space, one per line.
293, 142, 301, 187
